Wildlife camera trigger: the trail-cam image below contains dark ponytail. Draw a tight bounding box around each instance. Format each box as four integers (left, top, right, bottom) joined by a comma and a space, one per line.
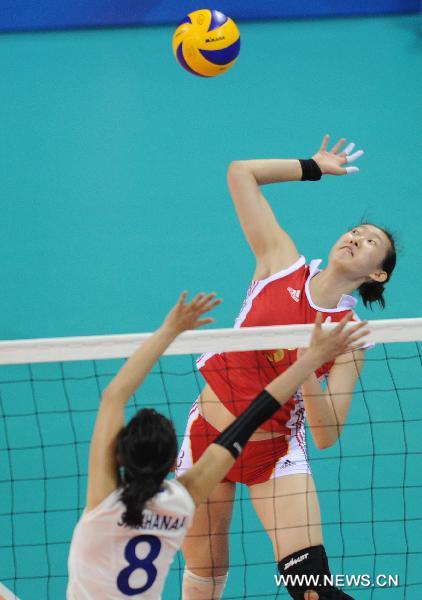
117, 408, 178, 528
358, 280, 387, 309
357, 225, 397, 310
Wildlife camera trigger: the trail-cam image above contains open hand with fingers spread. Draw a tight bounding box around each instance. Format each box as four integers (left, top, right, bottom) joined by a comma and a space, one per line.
307, 311, 369, 365
161, 291, 222, 336
312, 134, 364, 176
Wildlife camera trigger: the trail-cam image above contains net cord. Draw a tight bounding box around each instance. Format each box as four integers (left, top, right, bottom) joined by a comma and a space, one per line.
0, 318, 421, 365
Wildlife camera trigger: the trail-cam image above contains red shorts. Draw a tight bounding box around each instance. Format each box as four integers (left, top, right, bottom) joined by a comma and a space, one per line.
176, 401, 310, 487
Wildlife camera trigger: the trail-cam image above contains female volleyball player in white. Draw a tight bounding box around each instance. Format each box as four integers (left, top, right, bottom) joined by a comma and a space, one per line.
67, 289, 368, 600
178, 135, 397, 600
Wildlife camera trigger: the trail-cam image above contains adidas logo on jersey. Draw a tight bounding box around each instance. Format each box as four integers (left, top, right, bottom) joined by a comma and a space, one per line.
287, 287, 301, 302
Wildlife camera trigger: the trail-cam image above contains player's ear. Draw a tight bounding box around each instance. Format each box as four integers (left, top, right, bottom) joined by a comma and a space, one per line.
368, 270, 388, 284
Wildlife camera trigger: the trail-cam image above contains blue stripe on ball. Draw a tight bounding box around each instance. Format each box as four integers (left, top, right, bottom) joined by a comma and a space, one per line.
208, 10, 228, 31
176, 43, 207, 77
199, 37, 240, 66
178, 15, 192, 25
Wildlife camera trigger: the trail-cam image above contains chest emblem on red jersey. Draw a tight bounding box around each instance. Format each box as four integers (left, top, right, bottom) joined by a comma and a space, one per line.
264, 348, 298, 363
265, 349, 286, 363
287, 287, 301, 302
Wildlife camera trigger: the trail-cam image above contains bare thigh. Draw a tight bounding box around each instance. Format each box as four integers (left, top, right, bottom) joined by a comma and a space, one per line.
249, 473, 323, 562
182, 480, 236, 578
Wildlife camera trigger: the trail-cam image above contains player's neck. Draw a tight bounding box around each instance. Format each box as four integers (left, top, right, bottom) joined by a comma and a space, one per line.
309, 267, 357, 309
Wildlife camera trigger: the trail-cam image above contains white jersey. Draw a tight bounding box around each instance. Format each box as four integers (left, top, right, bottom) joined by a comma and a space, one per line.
67, 479, 195, 599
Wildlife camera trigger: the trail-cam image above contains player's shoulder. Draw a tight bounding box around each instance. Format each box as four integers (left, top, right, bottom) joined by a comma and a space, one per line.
150, 478, 195, 517
80, 488, 122, 522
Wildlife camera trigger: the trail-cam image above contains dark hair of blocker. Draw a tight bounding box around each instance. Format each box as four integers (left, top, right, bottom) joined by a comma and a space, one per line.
117, 408, 178, 528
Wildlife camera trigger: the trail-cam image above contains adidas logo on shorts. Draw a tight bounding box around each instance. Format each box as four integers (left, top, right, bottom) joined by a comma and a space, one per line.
281, 459, 295, 469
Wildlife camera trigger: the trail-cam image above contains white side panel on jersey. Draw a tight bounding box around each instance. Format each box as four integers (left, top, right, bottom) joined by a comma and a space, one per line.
285, 390, 305, 435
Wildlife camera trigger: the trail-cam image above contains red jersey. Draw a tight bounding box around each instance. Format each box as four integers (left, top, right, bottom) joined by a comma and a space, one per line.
197, 257, 359, 435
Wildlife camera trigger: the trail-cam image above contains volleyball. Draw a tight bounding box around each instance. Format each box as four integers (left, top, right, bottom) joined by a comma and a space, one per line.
172, 9, 241, 77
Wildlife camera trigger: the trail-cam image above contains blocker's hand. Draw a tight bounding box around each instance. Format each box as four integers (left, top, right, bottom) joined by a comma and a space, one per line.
309, 312, 369, 364
312, 134, 364, 175
162, 291, 222, 335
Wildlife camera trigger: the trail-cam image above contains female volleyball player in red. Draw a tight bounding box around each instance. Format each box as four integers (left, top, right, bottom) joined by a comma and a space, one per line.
178, 135, 397, 600
67, 290, 368, 599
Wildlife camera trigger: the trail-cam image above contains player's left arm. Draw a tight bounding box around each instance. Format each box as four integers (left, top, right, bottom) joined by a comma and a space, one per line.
301, 349, 365, 450
86, 292, 220, 511
86, 327, 177, 511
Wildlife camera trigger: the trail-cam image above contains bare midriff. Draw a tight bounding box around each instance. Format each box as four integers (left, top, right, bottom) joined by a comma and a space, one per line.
198, 384, 287, 442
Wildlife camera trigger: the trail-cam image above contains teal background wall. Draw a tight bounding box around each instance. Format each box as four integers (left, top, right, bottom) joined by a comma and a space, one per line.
0, 13, 421, 599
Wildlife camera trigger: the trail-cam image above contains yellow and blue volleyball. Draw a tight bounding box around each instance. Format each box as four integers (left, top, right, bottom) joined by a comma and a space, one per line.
172, 9, 240, 77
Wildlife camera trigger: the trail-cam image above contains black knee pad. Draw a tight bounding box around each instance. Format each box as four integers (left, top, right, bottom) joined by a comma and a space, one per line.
277, 545, 355, 600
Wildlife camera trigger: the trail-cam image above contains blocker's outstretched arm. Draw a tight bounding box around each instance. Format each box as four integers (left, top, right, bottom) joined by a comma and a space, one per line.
86, 292, 221, 511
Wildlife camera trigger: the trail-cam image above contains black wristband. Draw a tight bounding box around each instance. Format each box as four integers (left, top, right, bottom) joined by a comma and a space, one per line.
299, 158, 322, 181
213, 389, 280, 459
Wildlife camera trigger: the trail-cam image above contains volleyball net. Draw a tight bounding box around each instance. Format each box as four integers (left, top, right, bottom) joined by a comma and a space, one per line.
0, 318, 421, 599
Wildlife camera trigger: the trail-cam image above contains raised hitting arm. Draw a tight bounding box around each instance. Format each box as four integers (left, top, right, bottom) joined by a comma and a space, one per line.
227, 135, 363, 278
